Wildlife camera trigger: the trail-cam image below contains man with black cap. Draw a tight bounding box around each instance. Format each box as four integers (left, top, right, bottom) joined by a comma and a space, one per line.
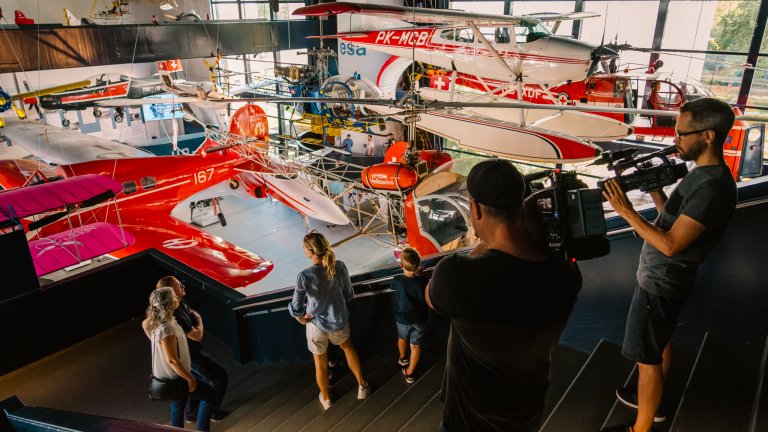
426, 159, 581, 432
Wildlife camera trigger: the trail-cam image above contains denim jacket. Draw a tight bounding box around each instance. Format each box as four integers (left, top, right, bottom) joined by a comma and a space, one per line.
289, 260, 353, 332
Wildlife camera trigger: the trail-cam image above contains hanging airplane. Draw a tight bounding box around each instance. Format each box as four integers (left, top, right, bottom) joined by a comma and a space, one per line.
290, 2, 634, 162
0, 105, 351, 289
31, 72, 165, 125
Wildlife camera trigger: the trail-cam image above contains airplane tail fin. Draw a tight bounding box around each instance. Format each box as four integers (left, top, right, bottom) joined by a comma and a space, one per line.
156, 59, 184, 89
63, 8, 77, 25
197, 104, 269, 154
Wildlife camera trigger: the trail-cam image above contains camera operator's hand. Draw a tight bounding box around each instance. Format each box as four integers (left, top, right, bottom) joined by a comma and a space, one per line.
603, 179, 634, 217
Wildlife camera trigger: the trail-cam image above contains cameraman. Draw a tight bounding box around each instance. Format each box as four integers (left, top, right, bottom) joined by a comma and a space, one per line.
601, 98, 737, 432
426, 159, 581, 432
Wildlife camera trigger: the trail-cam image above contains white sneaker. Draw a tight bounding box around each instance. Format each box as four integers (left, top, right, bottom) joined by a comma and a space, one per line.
319, 393, 332, 410
357, 382, 371, 399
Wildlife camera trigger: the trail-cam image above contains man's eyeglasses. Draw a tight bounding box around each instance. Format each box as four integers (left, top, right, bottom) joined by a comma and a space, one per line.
675, 128, 710, 139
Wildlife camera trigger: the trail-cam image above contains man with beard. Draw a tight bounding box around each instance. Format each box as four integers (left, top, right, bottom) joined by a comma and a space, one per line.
601, 98, 737, 432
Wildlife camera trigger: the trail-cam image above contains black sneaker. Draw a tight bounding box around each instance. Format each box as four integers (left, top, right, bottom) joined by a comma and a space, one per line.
398, 357, 409, 367
615, 387, 667, 422
401, 367, 415, 384
185, 417, 196, 424
210, 411, 229, 422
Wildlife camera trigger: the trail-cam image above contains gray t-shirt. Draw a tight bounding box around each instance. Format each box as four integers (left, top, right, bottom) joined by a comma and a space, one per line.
151, 319, 191, 380
637, 165, 736, 298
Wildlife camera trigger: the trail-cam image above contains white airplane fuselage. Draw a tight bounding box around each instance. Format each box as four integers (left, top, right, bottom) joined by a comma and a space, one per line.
345, 27, 595, 85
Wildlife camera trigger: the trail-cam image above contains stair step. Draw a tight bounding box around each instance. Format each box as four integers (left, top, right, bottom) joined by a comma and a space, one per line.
225, 362, 316, 431
272, 357, 386, 432
398, 391, 443, 432
601, 342, 699, 432
543, 344, 590, 419
328, 356, 441, 432
214, 362, 301, 429
670, 333, 764, 432
299, 358, 404, 432
361, 360, 446, 432
540, 340, 634, 432
749, 334, 768, 432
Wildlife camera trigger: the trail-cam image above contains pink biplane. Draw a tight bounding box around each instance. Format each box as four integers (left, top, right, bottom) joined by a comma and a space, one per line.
0, 174, 135, 277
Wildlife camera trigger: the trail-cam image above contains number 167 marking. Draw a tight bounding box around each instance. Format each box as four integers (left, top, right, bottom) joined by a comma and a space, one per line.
194, 168, 214, 184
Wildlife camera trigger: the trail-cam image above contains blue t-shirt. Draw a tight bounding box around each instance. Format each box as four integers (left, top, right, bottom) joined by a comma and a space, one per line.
391, 274, 429, 325
289, 260, 353, 332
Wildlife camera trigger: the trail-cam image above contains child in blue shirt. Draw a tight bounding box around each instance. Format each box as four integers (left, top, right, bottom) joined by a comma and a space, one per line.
392, 247, 429, 383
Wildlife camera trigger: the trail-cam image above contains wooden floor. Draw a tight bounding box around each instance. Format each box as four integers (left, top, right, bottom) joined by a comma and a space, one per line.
0, 318, 270, 429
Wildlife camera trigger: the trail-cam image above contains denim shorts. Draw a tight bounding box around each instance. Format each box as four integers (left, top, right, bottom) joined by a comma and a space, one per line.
396, 322, 426, 345
622, 285, 687, 365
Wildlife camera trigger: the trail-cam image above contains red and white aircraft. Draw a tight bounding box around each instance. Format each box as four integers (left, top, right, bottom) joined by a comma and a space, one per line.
0, 105, 349, 289
293, 2, 632, 163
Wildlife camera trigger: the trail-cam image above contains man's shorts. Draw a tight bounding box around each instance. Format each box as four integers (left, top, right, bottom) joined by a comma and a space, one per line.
306, 322, 350, 355
622, 285, 687, 365
396, 322, 426, 345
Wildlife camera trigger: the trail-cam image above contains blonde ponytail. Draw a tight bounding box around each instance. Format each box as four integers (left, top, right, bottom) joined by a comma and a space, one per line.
304, 232, 337, 280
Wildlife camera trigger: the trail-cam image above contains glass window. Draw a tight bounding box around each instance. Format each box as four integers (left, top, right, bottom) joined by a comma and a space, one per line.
123, 180, 137, 195
456, 28, 474, 43
449, 1, 504, 15
140, 176, 156, 190
507, 1, 577, 36
441, 28, 456, 41
580, 1, 658, 70
211, 2, 241, 20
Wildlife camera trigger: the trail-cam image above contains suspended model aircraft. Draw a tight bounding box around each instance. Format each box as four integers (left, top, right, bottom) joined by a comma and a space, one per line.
0, 105, 352, 289
292, 2, 632, 163
32, 72, 165, 125
0, 174, 135, 277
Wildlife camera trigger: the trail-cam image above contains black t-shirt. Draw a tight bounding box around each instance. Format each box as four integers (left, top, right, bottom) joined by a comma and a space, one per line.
392, 274, 429, 325
637, 165, 737, 297
430, 249, 581, 432
173, 299, 203, 354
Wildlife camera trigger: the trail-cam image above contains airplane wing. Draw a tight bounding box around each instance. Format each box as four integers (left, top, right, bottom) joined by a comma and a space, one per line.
1, 120, 153, 165
523, 11, 601, 22
293, 2, 528, 26
111, 210, 273, 289
234, 159, 350, 226
29, 222, 135, 276
96, 96, 201, 107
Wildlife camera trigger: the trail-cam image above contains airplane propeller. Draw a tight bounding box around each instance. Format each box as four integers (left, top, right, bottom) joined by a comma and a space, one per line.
587, 45, 619, 80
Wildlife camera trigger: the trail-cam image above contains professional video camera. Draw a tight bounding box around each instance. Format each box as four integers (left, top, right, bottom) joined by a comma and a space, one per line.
595, 146, 688, 195
524, 170, 609, 261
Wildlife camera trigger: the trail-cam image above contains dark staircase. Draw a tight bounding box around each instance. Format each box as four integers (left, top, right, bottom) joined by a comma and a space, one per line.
3, 333, 768, 432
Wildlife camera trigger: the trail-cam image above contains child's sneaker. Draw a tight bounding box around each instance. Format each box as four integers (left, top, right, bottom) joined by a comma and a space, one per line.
398, 357, 410, 367
357, 382, 371, 399
402, 367, 415, 384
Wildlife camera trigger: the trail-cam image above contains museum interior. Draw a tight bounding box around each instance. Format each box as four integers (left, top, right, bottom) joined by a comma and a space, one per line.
0, 0, 767, 431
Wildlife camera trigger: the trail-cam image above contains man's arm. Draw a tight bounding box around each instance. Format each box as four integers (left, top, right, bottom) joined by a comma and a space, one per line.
425, 279, 434, 309
185, 311, 204, 342
604, 179, 705, 256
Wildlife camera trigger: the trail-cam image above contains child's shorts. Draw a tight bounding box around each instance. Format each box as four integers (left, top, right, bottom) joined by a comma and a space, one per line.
396, 322, 426, 345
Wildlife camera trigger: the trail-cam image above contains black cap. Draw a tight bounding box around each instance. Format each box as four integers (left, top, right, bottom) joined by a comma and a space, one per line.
467, 159, 525, 210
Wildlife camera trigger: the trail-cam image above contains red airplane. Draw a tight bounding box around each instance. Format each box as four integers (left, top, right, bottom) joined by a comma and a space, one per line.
0, 106, 278, 289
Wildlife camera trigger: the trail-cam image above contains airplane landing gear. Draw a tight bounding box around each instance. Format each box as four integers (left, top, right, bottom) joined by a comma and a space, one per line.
113, 107, 124, 123
62, 118, 70, 128
190, 197, 226, 227
93, 108, 102, 118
